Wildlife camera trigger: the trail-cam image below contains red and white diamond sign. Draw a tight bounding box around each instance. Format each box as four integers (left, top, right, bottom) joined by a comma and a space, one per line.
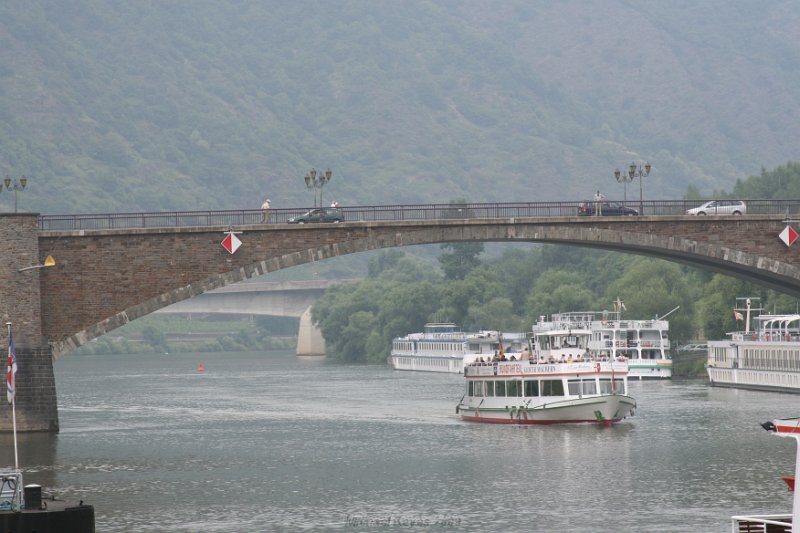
221, 231, 242, 254
779, 225, 799, 247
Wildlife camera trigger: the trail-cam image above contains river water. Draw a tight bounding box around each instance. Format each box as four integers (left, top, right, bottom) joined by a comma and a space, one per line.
1, 350, 798, 532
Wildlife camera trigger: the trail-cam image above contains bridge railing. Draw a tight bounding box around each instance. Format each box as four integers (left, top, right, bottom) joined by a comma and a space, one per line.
38, 200, 800, 230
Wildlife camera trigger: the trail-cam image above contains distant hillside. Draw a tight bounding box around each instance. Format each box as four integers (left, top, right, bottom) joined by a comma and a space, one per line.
0, 1, 798, 214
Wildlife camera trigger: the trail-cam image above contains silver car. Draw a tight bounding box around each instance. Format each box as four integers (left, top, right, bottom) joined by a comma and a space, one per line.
686, 200, 747, 215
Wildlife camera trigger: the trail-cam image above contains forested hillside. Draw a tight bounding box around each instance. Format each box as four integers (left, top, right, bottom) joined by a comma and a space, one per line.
1, 1, 798, 214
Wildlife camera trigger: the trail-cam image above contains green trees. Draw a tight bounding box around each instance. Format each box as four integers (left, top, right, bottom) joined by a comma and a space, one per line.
438, 242, 484, 280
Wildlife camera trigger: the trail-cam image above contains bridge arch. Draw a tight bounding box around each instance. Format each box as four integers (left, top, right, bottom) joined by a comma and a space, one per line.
45, 216, 800, 358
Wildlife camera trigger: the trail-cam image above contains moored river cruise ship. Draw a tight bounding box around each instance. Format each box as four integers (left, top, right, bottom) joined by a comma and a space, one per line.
530, 298, 673, 380
456, 358, 635, 425
707, 297, 800, 393
389, 323, 527, 374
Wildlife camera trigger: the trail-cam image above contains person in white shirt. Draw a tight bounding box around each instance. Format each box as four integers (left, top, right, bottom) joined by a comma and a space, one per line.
593, 190, 604, 216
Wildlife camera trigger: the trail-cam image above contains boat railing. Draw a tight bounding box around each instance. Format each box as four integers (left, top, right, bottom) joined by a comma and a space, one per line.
730, 514, 791, 532
0, 470, 24, 511
731, 331, 800, 342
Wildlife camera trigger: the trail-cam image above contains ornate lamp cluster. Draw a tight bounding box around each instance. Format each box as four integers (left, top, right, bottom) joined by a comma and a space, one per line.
614, 162, 651, 213
2, 175, 27, 213
303, 168, 332, 207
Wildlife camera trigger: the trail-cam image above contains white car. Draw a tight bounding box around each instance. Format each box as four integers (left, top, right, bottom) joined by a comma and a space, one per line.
686, 200, 747, 215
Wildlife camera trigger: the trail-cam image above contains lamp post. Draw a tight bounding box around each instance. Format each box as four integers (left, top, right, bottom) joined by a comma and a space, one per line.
2, 175, 27, 213
303, 168, 332, 208
622, 162, 651, 215
613, 167, 634, 206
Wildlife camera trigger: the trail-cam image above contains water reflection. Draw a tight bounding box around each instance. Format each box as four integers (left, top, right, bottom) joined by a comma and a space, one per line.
0, 432, 58, 490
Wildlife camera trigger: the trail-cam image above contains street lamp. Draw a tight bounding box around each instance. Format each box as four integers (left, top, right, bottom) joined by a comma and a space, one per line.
623, 162, 651, 215
2, 175, 27, 213
303, 168, 332, 208
613, 167, 634, 206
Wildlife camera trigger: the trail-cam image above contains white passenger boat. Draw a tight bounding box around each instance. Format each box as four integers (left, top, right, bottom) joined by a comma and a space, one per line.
389, 323, 527, 374
730, 416, 800, 531
456, 358, 636, 425
530, 298, 673, 380
707, 297, 800, 393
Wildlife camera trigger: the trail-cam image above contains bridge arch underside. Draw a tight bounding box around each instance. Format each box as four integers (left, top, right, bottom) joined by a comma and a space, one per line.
49, 221, 800, 357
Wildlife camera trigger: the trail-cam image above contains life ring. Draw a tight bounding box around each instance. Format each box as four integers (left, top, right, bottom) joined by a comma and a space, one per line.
595, 362, 601, 372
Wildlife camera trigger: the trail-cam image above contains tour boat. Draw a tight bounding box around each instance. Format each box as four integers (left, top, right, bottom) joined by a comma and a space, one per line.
730, 416, 800, 531
456, 358, 636, 425
389, 323, 527, 374
530, 298, 673, 380
706, 297, 800, 393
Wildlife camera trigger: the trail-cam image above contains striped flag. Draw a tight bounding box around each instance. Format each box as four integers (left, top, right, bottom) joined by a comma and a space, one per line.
734, 310, 744, 321
7, 333, 16, 403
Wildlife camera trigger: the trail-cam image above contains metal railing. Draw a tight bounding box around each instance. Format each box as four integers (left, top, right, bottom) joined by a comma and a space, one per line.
37, 199, 800, 231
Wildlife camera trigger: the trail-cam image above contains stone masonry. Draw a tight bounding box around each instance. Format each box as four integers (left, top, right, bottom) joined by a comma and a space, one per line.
0, 214, 58, 432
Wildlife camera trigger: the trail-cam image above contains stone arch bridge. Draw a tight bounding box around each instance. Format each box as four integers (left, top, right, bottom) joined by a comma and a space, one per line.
2, 199, 800, 431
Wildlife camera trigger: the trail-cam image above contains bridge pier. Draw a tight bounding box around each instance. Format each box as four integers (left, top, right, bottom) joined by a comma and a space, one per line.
296, 306, 326, 356
0, 214, 59, 432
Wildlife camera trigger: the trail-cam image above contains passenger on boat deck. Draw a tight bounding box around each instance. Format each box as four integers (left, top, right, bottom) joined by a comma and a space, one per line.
509, 355, 516, 361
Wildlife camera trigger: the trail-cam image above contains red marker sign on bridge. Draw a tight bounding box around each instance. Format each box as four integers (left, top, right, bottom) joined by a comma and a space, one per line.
221, 229, 242, 254
779, 225, 799, 247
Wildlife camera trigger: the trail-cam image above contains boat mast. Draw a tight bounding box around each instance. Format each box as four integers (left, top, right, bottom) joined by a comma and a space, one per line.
745, 298, 752, 334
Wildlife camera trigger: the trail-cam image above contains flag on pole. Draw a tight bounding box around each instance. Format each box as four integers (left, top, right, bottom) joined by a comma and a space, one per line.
734, 310, 744, 321
7, 333, 16, 403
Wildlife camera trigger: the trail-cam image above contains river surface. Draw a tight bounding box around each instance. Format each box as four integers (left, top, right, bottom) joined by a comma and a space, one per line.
1, 350, 798, 532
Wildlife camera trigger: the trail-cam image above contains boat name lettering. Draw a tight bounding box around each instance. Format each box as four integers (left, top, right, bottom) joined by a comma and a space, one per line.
524, 365, 558, 374
498, 363, 522, 374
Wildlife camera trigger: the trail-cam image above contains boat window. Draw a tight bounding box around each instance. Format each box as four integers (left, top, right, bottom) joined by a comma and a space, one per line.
567, 380, 598, 396
541, 379, 564, 396
485, 380, 495, 397
468, 382, 473, 397
524, 380, 539, 397
507, 380, 522, 397
599, 379, 613, 394
495, 381, 506, 397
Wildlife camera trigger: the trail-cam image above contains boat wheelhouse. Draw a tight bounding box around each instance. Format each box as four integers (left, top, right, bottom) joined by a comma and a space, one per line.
531, 299, 673, 379
456, 358, 635, 425
389, 323, 527, 374
707, 297, 800, 393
